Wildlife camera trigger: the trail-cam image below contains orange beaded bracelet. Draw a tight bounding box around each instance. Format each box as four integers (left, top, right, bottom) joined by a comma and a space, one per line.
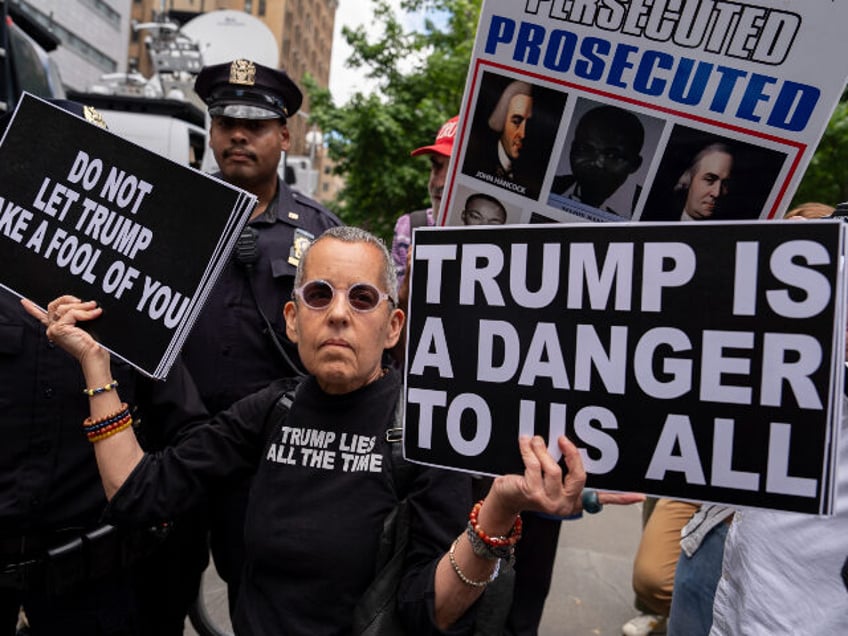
468, 499, 523, 548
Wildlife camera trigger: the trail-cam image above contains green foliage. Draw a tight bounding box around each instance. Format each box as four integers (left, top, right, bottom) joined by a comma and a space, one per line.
305, 0, 482, 243
792, 91, 848, 208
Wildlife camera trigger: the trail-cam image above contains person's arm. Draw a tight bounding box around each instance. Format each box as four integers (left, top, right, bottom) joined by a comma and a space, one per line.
391, 213, 413, 285
431, 435, 586, 629
21, 296, 143, 498
21, 295, 273, 521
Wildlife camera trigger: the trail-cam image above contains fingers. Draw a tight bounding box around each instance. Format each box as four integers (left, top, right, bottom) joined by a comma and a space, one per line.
597, 492, 646, 506
558, 435, 586, 494
21, 296, 91, 327
46, 295, 85, 324
517, 435, 543, 487
20, 298, 48, 324
22, 296, 103, 343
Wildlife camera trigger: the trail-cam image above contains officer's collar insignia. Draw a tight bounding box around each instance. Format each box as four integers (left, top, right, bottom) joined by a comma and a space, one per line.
288, 211, 299, 220
229, 59, 256, 86
83, 105, 108, 129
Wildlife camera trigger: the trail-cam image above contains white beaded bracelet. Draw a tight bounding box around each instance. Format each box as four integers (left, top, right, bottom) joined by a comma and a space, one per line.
448, 537, 501, 588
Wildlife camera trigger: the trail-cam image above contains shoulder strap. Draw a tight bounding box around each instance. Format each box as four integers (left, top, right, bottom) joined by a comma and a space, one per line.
384, 390, 418, 501
262, 380, 301, 441
408, 209, 430, 230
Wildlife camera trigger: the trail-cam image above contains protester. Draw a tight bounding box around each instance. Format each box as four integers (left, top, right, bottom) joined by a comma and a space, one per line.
709, 359, 848, 632
705, 206, 848, 635
391, 115, 457, 286
552, 105, 645, 218
22, 225, 606, 635
0, 100, 210, 636
665, 199, 840, 636
621, 499, 698, 636
183, 58, 342, 611
666, 504, 733, 636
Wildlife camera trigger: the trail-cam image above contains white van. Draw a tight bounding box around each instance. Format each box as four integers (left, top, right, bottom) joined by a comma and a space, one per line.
100, 109, 207, 168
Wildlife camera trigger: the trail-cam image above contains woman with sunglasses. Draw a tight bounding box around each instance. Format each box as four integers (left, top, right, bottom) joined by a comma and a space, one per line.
23, 226, 596, 636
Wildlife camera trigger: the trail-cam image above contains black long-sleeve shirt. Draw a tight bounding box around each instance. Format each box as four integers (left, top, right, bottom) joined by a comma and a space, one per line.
106, 368, 474, 635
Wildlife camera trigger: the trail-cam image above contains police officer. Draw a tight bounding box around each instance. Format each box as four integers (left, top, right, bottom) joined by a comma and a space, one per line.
185, 59, 342, 611
0, 101, 210, 635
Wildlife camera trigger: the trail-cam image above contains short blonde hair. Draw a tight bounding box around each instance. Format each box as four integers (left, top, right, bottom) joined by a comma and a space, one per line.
784, 202, 835, 219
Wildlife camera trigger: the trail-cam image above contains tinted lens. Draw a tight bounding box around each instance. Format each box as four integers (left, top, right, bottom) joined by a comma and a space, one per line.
301, 280, 334, 309
348, 283, 381, 311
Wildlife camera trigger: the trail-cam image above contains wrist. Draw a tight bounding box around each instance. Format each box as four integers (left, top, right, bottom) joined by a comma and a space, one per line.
467, 499, 522, 565
81, 352, 112, 385
476, 496, 521, 535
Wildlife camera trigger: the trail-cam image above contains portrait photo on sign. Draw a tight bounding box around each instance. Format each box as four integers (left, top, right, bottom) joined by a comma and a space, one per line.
445, 184, 515, 227
547, 98, 665, 220
461, 71, 567, 201
639, 125, 787, 222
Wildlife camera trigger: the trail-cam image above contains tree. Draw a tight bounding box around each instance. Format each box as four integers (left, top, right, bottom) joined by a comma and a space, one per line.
791, 90, 848, 208
305, 0, 482, 243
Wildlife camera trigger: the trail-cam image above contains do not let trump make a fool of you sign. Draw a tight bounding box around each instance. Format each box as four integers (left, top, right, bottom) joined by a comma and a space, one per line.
0, 94, 256, 378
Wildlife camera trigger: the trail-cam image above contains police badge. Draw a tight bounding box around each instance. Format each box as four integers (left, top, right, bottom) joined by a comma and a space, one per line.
229, 59, 256, 86
288, 228, 315, 266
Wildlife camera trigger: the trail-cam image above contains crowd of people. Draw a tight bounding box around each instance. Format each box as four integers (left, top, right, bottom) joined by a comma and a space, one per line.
2, 55, 846, 636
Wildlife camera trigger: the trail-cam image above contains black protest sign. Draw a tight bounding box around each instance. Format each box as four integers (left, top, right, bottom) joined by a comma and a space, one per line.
404, 221, 845, 514
0, 94, 254, 378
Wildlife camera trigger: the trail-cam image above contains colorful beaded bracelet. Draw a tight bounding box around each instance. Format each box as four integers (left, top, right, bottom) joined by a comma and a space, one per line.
82, 380, 119, 397
84, 413, 132, 437
83, 403, 130, 429
468, 500, 523, 548
87, 418, 133, 443
448, 538, 500, 588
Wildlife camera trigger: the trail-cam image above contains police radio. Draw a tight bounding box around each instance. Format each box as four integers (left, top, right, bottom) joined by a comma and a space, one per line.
234, 225, 305, 378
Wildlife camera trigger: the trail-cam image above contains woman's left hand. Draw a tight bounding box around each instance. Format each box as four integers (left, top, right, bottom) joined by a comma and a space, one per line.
488, 435, 587, 520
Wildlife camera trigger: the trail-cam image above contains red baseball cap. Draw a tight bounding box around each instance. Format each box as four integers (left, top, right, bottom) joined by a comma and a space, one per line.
411, 115, 459, 157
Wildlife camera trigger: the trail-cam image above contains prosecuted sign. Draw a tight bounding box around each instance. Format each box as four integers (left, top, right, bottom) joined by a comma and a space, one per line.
439, 1, 848, 226
0, 94, 255, 378
403, 221, 846, 514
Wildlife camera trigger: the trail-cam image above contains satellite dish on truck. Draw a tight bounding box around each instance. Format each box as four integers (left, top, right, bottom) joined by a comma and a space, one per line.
181, 10, 279, 68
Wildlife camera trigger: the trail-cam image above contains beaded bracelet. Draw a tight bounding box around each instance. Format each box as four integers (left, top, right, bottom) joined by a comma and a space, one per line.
448, 538, 500, 588
82, 380, 119, 397
84, 413, 132, 437
468, 500, 523, 548
87, 417, 133, 443
466, 521, 515, 563
83, 403, 130, 429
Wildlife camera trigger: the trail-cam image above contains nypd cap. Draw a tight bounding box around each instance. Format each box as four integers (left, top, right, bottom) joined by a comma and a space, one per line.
194, 59, 303, 121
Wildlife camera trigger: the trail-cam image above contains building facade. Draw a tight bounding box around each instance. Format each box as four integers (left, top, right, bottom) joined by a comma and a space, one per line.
9, 0, 133, 93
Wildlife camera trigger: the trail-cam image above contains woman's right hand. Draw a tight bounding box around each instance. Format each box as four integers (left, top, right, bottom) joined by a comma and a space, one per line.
21, 295, 109, 368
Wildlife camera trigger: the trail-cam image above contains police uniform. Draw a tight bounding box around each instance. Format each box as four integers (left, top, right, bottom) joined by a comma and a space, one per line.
0, 100, 209, 636
185, 59, 342, 609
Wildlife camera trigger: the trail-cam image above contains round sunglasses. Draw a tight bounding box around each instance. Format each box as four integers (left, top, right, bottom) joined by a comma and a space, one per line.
293, 279, 395, 313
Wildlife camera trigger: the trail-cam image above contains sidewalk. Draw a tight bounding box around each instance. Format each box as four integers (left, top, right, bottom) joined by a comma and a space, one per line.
186, 502, 644, 636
